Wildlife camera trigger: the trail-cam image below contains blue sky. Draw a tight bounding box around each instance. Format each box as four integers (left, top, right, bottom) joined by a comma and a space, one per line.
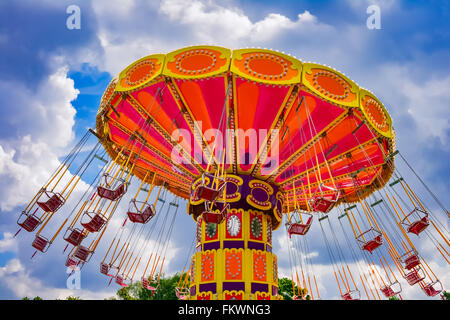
0, 0, 449, 300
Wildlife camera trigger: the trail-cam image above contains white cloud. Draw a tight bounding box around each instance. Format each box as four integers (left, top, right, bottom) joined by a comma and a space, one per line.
0, 67, 79, 211
90, 0, 333, 75
0, 232, 18, 253
159, 0, 326, 44
403, 75, 450, 146
0, 258, 115, 300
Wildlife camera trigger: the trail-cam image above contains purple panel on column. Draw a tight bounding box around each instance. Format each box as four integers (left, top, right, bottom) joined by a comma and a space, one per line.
223, 282, 245, 292
266, 245, 272, 252
223, 240, 245, 249
248, 241, 264, 251
203, 241, 220, 250
251, 282, 268, 293
199, 283, 217, 294
190, 286, 196, 296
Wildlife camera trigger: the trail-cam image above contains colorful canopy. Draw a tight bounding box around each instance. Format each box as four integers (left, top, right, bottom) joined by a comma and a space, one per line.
96, 45, 395, 212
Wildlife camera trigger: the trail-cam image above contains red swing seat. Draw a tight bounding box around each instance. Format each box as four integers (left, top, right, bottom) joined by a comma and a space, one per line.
127, 200, 155, 224
65, 255, 81, 270
193, 173, 225, 202
100, 262, 109, 275
407, 217, 429, 236
97, 173, 127, 201
17, 211, 42, 232
309, 184, 340, 213
97, 183, 126, 201
36, 190, 65, 213
287, 220, 312, 237
401, 208, 430, 236
201, 203, 229, 224
380, 286, 395, 298
74, 245, 92, 262
142, 277, 157, 291
115, 275, 128, 287
380, 281, 401, 298
357, 228, 383, 254
422, 280, 442, 297
399, 252, 421, 270
63, 227, 86, 246
176, 287, 189, 300
98, 184, 125, 201
362, 235, 383, 253
341, 290, 360, 300
287, 211, 313, 237
32, 234, 50, 253
81, 212, 107, 233
100, 262, 116, 277
404, 267, 425, 286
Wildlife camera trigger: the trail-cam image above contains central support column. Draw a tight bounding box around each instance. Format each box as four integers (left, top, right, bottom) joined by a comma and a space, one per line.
187, 174, 284, 300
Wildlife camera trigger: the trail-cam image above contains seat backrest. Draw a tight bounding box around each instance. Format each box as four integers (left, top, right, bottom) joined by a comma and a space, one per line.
22, 215, 41, 229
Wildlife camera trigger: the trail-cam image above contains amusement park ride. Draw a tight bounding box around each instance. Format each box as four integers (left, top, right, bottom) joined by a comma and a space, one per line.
14, 45, 449, 300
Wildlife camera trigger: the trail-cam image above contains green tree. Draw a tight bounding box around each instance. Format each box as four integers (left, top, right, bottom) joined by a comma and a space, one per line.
116, 272, 190, 300
22, 296, 44, 300
442, 290, 450, 300
277, 277, 310, 300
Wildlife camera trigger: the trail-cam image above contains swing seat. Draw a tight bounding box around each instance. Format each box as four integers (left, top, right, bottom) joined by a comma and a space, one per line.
380, 281, 401, 298
403, 254, 421, 270
127, 203, 155, 224
407, 217, 429, 236
201, 211, 224, 224
422, 281, 442, 297
63, 227, 86, 247
309, 185, 340, 213
97, 183, 126, 201
404, 268, 425, 286
380, 286, 395, 298
362, 235, 383, 253
402, 208, 430, 236
309, 197, 336, 213
287, 216, 313, 237
17, 211, 42, 232
65, 256, 81, 270
201, 203, 229, 224
74, 245, 91, 262
193, 173, 225, 202
341, 290, 360, 300
195, 185, 223, 202
81, 212, 107, 233
36, 191, 65, 213
141, 277, 157, 291
357, 228, 383, 254
176, 287, 189, 300
31, 235, 50, 253
115, 275, 128, 287
100, 262, 108, 275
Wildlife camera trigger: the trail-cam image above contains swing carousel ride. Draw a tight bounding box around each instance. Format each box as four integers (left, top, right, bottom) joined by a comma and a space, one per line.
15, 45, 449, 300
